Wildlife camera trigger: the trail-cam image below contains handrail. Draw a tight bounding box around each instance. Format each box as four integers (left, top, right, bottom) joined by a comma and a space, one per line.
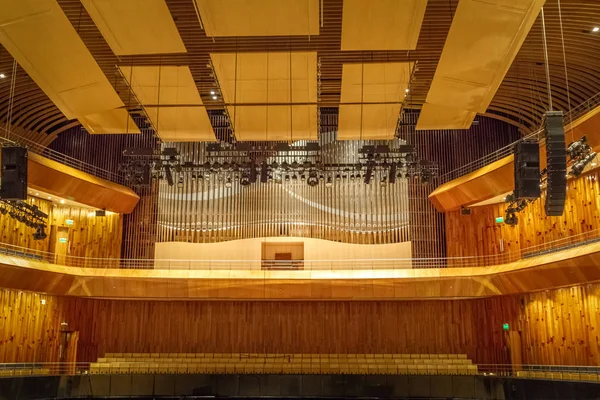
439, 92, 600, 183
0, 126, 124, 184
1, 227, 599, 270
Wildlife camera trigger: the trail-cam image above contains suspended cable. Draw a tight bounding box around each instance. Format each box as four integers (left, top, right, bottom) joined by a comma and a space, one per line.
557, 0, 573, 137
5, 59, 18, 138
540, 7, 553, 111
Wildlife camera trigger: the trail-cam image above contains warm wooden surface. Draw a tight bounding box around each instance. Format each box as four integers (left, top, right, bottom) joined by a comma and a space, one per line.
0, 196, 122, 262
1, 238, 600, 300
27, 152, 139, 214
3, 283, 600, 366
446, 169, 600, 261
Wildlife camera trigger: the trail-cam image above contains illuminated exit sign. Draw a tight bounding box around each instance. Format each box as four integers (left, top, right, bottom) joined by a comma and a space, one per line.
503, 323, 510, 331
495, 217, 504, 224
58, 238, 68, 244
65, 219, 74, 226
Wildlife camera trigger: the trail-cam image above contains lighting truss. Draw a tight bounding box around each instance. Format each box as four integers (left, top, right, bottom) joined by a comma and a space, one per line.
119, 144, 437, 187
502, 193, 535, 226
0, 199, 48, 240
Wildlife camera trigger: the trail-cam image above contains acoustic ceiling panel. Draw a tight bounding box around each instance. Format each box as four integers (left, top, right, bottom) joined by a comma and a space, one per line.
341, 0, 428, 50
337, 62, 411, 140
78, 109, 140, 134
80, 0, 186, 55
415, 103, 477, 131
230, 105, 318, 141
195, 0, 319, 37
118, 66, 202, 105
0, 0, 124, 119
416, 0, 545, 130
211, 51, 317, 141
145, 107, 216, 142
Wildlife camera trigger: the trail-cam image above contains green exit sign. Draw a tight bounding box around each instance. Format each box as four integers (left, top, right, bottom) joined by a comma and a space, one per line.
58, 238, 68, 244
65, 219, 74, 226
495, 217, 504, 224
503, 323, 510, 331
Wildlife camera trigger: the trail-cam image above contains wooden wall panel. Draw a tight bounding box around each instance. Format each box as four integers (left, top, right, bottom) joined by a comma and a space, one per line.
446, 169, 600, 262
0, 197, 122, 261
3, 283, 600, 366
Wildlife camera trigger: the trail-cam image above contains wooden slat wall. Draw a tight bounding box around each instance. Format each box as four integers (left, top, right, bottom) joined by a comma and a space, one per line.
446, 169, 600, 261
3, 284, 600, 366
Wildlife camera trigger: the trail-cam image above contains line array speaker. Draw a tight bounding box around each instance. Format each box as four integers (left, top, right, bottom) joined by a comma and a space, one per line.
514, 141, 540, 200
544, 111, 567, 216
0, 147, 28, 200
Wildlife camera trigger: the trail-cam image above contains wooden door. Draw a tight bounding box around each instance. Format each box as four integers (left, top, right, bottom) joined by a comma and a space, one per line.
50, 226, 69, 265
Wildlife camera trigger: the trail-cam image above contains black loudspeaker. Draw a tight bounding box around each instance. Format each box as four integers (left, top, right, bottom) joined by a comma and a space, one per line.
0, 147, 28, 200
544, 111, 567, 216
514, 141, 541, 200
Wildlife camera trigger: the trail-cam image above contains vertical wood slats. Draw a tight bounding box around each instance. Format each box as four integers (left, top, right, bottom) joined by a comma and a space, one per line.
2, 284, 600, 366
445, 169, 600, 263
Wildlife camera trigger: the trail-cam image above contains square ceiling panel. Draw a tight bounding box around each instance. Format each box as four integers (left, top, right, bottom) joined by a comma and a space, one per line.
341, 0, 428, 51
81, 0, 186, 56
337, 63, 412, 140
78, 108, 140, 134
0, 0, 124, 119
118, 66, 202, 105
211, 52, 318, 141
195, 0, 319, 37
145, 107, 216, 142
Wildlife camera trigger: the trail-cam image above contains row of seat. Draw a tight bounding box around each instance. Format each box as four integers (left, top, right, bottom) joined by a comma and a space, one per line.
89, 362, 477, 375
516, 370, 600, 382
98, 357, 471, 365
103, 353, 468, 360
0, 368, 50, 377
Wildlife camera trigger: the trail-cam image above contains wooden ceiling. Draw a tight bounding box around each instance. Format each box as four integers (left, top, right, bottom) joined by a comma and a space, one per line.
1, 0, 600, 145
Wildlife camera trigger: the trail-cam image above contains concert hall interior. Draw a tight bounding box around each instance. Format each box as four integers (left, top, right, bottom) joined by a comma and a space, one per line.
1, 0, 600, 399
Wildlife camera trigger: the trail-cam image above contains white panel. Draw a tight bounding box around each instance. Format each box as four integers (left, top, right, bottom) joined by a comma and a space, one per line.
81, 0, 186, 55
78, 108, 140, 134
145, 107, 216, 142
195, 0, 319, 37
417, 0, 545, 130
0, 0, 124, 119
341, 0, 428, 50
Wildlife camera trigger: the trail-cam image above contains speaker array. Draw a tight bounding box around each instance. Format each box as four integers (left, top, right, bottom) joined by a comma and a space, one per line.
544, 111, 567, 217
514, 141, 541, 200
0, 147, 28, 201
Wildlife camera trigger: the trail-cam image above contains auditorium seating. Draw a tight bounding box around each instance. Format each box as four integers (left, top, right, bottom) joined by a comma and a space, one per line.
89, 353, 478, 375
0, 367, 51, 377
516, 370, 600, 382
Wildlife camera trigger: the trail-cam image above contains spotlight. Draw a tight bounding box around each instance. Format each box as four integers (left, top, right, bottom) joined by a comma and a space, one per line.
225, 177, 232, 188
570, 152, 597, 177
307, 172, 319, 187
33, 226, 47, 241
165, 165, 174, 186
335, 174, 342, 181
325, 177, 333, 188
177, 176, 184, 188
364, 163, 374, 184
240, 174, 251, 186
504, 212, 518, 226
380, 177, 387, 187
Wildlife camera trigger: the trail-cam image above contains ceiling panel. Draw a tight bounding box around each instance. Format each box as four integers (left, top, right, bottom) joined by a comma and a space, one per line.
211, 51, 317, 141
80, 0, 186, 55
195, 0, 319, 37
416, 0, 545, 130
416, 103, 476, 130
341, 0, 428, 50
230, 105, 318, 141
78, 108, 140, 134
0, 0, 124, 119
118, 66, 202, 105
145, 107, 216, 142
337, 62, 411, 140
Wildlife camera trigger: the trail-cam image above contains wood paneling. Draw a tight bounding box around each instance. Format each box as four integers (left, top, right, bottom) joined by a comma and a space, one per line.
0, 196, 122, 261
446, 169, 600, 261
3, 283, 600, 366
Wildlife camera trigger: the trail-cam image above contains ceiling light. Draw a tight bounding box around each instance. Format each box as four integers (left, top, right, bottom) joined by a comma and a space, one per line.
210, 90, 215, 95
212, 95, 218, 100
60, 199, 65, 204
405, 88, 409, 93
0, 73, 5, 79
593, 27, 600, 32
47, 196, 51, 199
35, 192, 39, 196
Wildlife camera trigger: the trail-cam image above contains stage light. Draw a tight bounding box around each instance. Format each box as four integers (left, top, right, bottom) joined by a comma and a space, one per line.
307, 172, 319, 187
33, 226, 47, 241
177, 176, 184, 188
380, 177, 387, 187
225, 177, 232, 188
165, 165, 174, 186
364, 163, 374, 184
325, 177, 333, 188
240, 173, 251, 186
504, 212, 518, 226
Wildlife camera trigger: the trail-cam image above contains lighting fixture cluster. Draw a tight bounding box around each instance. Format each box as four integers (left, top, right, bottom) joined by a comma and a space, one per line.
566, 136, 597, 178
120, 144, 437, 188
502, 193, 534, 226
0, 199, 48, 240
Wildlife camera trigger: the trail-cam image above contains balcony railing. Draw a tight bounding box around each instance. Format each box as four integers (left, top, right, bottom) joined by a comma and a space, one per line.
0, 227, 599, 270
439, 92, 600, 183
0, 126, 124, 184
